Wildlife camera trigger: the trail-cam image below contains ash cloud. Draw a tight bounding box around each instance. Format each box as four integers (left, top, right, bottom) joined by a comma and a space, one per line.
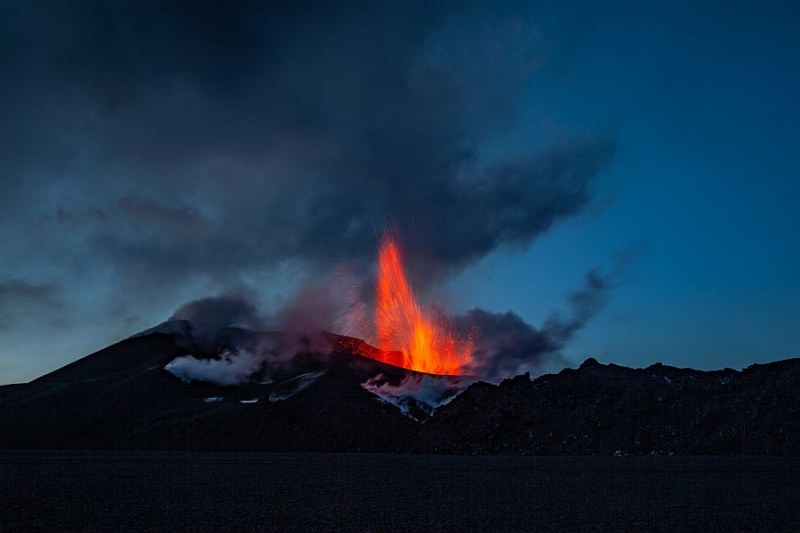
461, 265, 619, 379
541, 268, 612, 346
2, 0, 612, 293
172, 294, 262, 333
1, 1, 617, 382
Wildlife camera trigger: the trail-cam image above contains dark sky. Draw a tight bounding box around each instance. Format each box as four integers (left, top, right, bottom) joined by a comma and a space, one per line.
1, 0, 798, 383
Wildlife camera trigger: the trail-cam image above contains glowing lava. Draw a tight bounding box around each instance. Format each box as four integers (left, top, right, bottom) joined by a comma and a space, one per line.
368, 234, 473, 375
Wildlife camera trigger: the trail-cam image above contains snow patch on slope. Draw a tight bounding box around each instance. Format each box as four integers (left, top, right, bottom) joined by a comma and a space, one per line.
268, 371, 326, 401
362, 373, 474, 419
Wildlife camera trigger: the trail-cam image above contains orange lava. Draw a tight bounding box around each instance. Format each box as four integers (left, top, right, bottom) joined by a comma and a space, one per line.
369, 234, 472, 375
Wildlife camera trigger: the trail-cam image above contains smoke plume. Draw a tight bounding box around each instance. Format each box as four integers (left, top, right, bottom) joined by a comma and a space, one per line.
171, 294, 263, 333
2, 0, 613, 315
460, 265, 619, 379
162, 260, 620, 392
0, 0, 626, 386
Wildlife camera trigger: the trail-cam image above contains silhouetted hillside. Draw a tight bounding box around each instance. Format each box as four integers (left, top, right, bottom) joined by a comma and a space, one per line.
1, 323, 797, 455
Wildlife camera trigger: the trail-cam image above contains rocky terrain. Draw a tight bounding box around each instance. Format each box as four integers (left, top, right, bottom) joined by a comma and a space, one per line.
1, 321, 797, 455
419, 357, 800, 455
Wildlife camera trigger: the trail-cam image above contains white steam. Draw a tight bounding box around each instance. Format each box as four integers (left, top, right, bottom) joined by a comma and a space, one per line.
164, 349, 265, 386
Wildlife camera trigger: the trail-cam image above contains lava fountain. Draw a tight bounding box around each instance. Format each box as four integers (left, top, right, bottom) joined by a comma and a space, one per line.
357, 233, 473, 375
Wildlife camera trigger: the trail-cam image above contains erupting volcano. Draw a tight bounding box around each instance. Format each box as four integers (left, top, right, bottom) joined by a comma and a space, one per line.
349, 234, 473, 375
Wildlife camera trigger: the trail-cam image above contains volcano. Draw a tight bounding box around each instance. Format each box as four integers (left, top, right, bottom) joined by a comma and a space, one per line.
1, 321, 798, 454
0, 320, 439, 452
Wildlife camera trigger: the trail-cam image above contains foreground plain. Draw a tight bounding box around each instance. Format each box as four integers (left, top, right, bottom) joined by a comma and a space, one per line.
1, 451, 798, 532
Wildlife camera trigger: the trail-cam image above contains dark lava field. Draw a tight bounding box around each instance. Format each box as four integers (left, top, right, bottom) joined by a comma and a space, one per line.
1, 451, 798, 532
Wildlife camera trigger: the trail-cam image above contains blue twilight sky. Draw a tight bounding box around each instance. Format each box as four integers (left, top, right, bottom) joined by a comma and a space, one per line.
452, 2, 800, 370
1, 0, 798, 383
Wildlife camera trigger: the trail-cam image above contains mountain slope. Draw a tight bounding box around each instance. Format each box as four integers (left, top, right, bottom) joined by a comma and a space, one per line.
1, 323, 798, 454
0, 322, 419, 451
419, 358, 800, 455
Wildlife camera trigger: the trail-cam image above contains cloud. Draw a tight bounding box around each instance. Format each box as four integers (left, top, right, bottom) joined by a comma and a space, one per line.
458, 308, 555, 379
0, 1, 615, 380
541, 268, 613, 345
1, 1, 613, 284
171, 294, 262, 332
459, 260, 627, 379
0, 280, 63, 330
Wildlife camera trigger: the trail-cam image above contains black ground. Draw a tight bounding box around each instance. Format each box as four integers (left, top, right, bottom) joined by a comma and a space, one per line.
1, 451, 798, 532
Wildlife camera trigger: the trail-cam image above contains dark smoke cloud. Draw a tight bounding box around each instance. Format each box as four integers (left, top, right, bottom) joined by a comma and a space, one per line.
171, 294, 262, 332
541, 268, 612, 346
459, 309, 555, 379
0, 1, 617, 383
1, 0, 612, 291
461, 263, 622, 379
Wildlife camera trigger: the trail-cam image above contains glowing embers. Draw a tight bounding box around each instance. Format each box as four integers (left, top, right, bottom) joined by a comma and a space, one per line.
367, 234, 473, 375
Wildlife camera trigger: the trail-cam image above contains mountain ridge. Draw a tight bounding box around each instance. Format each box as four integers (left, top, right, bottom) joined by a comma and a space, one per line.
1, 321, 797, 455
